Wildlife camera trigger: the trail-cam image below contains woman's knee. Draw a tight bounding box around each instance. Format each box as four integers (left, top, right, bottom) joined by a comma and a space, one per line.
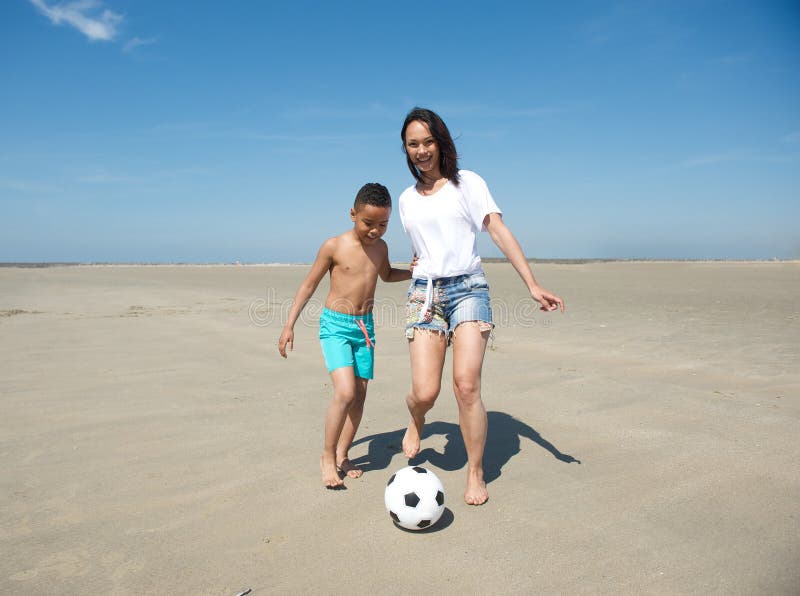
410, 382, 440, 408
453, 376, 482, 405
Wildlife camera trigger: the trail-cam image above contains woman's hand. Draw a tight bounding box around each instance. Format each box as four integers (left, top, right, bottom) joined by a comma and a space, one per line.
531, 285, 565, 312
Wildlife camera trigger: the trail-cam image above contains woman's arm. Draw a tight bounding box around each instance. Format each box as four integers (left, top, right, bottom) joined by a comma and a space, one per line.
484, 212, 564, 312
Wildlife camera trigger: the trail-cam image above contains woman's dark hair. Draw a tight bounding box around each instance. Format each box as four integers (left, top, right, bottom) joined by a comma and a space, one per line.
401, 107, 460, 185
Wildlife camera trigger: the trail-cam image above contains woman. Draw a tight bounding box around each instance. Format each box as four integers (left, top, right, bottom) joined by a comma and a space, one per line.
398, 107, 564, 505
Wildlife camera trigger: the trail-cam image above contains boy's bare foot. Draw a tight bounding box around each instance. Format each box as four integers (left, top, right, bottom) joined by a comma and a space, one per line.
337, 458, 363, 479
402, 420, 422, 458
320, 454, 344, 488
464, 469, 488, 505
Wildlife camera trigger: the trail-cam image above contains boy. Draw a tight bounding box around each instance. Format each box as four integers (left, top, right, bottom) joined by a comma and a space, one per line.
278, 183, 413, 488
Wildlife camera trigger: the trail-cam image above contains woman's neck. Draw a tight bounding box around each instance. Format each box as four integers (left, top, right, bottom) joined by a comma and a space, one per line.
417, 171, 448, 195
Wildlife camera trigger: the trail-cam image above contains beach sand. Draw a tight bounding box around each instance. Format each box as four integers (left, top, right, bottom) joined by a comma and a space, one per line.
1, 262, 798, 595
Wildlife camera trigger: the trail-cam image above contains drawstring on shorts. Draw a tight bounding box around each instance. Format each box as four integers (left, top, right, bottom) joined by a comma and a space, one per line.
355, 319, 373, 348
418, 278, 434, 323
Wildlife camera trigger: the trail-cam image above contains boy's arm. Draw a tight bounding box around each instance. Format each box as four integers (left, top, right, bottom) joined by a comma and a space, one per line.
278, 239, 335, 357
484, 212, 564, 312
377, 241, 414, 283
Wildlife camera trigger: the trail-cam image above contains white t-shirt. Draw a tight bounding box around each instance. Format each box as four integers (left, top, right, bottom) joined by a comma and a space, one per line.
399, 169, 502, 280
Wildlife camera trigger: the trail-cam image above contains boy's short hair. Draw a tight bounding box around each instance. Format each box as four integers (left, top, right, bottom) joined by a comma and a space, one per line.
354, 182, 391, 210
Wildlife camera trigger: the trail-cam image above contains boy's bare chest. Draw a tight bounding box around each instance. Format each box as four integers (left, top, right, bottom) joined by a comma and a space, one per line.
333, 246, 379, 277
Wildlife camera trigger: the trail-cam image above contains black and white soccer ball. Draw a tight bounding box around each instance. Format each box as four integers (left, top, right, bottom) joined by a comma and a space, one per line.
384, 466, 445, 530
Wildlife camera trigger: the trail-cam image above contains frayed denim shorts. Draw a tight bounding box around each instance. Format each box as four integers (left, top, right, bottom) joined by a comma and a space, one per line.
405, 272, 493, 341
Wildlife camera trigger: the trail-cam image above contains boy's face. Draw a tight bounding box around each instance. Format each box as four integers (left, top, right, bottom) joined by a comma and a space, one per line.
350, 204, 391, 244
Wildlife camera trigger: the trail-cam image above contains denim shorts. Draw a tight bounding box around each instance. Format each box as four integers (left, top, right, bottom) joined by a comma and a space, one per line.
405, 272, 493, 341
319, 308, 375, 379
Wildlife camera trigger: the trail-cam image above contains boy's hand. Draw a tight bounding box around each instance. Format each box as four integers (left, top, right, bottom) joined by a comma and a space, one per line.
278, 328, 294, 358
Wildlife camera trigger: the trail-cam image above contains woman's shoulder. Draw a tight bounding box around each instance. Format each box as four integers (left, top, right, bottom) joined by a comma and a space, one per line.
398, 182, 419, 201
457, 169, 485, 183
456, 169, 489, 189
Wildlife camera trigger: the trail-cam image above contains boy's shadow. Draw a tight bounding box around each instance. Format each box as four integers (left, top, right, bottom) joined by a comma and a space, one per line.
350, 411, 580, 483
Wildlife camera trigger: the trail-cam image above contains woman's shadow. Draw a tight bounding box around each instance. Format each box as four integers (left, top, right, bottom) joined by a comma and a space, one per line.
350, 411, 580, 483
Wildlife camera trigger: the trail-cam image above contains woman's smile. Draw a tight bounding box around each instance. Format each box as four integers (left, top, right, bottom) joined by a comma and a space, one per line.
404, 120, 441, 178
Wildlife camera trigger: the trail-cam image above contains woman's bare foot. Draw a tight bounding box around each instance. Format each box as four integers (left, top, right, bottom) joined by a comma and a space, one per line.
464, 469, 488, 505
336, 458, 362, 479
402, 419, 422, 458
320, 454, 344, 488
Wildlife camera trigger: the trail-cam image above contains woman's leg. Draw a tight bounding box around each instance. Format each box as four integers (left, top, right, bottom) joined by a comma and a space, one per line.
451, 322, 491, 505
402, 329, 447, 458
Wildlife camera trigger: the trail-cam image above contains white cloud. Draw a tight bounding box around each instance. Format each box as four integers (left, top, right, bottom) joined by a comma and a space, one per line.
783, 131, 800, 143
680, 149, 799, 168
710, 53, 753, 66
0, 177, 59, 193
281, 103, 395, 120
77, 172, 140, 184
680, 152, 742, 168
415, 100, 581, 120
123, 36, 156, 53
239, 131, 391, 144
28, 0, 123, 42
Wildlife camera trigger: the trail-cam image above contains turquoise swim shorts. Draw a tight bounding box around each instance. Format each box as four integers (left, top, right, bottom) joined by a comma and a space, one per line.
319, 308, 375, 379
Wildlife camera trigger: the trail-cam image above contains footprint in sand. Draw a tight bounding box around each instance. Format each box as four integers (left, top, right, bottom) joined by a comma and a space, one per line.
9, 549, 91, 582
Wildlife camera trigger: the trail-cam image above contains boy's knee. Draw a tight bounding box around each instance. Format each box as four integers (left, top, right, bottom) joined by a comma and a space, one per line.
351, 392, 366, 409
333, 390, 357, 406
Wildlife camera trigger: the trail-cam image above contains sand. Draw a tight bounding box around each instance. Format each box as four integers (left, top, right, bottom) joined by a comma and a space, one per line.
1, 261, 798, 595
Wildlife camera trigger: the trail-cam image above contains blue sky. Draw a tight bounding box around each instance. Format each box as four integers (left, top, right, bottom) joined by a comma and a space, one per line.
1, 0, 798, 262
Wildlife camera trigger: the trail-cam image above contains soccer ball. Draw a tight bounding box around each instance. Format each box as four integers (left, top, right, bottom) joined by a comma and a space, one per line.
384, 466, 445, 530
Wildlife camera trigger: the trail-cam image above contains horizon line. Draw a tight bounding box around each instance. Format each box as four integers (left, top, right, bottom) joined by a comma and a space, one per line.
1, 258, 797, 269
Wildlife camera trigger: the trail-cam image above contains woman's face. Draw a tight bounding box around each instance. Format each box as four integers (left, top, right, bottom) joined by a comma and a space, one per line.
404, 120, 441, 178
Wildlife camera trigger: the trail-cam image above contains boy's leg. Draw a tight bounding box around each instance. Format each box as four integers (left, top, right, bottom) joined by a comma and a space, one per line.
403, 329, 447, 458
451, 322, 491, 505
336, 376, 368, 478
321, 366, 357, 488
